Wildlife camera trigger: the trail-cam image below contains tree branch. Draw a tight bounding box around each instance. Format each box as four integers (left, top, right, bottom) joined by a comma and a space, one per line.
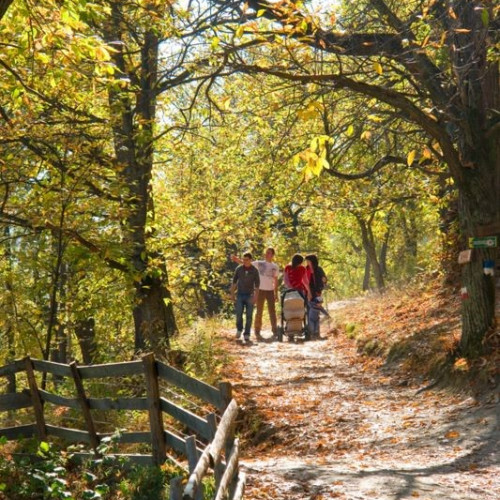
324, 155, 406, 180
228, 62, 463, 183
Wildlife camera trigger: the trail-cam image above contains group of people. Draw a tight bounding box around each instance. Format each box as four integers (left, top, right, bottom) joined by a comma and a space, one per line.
230, 248, 327, 343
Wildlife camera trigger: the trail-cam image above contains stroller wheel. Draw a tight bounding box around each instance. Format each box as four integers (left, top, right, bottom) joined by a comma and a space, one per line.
277, 327, 284, 342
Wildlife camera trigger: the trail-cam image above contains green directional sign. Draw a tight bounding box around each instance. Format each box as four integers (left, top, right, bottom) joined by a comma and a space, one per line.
468, 236, 498, 248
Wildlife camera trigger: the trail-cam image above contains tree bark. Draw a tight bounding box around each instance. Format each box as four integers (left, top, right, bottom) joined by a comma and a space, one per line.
362, 255, 371, 292
450, 2, 499, 357
74, 318, 97, 365
357, 215, 385, 291
0, 0, 14, 22
104, 2, 177, 354
3, 226, 16, 392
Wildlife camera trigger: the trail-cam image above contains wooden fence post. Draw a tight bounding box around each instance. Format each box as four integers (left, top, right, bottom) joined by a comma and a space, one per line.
206, 412, 224, 488
185, 436, 203, 500
24, 356, 46, 440
142, 353, 166, 466
214, 438, 240, 500
218, 382, 232, 411
169, 476, 183, 500
69, 361, 100, 453
218, 383, 235, 458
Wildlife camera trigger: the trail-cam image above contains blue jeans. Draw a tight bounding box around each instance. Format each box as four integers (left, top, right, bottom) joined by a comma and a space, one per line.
308, 305, 320, 336
235, 293, 254, 336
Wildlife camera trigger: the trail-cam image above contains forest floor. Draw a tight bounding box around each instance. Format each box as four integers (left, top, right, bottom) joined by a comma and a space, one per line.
220, 281, 499, 500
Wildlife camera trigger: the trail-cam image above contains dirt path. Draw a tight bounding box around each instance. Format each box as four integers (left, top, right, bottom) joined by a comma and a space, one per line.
221, 304, 499, 500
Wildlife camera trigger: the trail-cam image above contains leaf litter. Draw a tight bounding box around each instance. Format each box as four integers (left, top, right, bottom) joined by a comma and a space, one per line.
221, 285, 498, 500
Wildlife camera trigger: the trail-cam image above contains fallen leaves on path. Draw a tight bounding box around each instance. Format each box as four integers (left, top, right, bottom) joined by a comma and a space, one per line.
219, 287, 498, 500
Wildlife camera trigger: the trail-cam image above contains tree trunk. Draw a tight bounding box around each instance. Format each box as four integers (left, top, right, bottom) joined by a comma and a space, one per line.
0, 0, 14, 21
357, 216, 385, 290
379, 228, 390, 278
362, 255, 371, 291
104, 3, 177, 354
458, 167, 498, 357
451, 2, 499, 357
133, 256, 176, 353
4, 227, 16, 393
75, 318, 97, 364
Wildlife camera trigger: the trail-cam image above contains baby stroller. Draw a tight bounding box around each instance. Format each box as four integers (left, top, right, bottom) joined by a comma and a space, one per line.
277, 289, 310, 342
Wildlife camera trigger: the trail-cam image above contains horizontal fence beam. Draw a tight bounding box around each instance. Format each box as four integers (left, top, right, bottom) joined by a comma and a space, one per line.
0, 360, 25, 378
0, 391, 32, 412
0, 424, 201, 459
0, 359, 227, 409
157, 361, 224, 410
46, 424, 91, 443
4, 392, 211, 440
32, 360, 72, 378
90, 397, 148, 411
66, 452, 156, 467
78, 360, 144, 379
160, 398, 211, 441
0, 424, 35, 440
39, 390, 79, 409
29, 359, 145, 379
39, 391, 150, 411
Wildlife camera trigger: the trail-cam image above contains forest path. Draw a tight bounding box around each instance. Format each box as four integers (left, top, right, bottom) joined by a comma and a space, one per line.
220, 302, 499, 500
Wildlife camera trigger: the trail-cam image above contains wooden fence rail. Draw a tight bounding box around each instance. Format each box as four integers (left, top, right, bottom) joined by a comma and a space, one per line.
0, 353, 244, 500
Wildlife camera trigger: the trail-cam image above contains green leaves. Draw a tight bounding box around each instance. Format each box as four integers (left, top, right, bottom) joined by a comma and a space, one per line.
481, 9, 489, 27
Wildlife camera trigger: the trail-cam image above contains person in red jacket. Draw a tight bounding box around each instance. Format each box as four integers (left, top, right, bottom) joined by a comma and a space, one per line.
283, 254, 311, 300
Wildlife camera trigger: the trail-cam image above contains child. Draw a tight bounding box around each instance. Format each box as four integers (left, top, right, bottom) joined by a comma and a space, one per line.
308, 296, 329, 339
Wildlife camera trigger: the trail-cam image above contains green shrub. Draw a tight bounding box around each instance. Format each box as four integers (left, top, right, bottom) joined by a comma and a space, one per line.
345, 322, 359, 339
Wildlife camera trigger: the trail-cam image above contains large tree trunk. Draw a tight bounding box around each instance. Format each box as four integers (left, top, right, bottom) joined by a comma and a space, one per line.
451, 2, 499, 357
458, 164, 498, 356
105, 3, 177, 354
133, 275, 176, 353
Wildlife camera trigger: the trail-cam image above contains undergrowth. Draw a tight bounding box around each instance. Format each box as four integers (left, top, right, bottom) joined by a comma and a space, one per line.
337, 275, 498, 393
0, 321, 230, 499
0, 436, 188, 499
169, 318, 232, 385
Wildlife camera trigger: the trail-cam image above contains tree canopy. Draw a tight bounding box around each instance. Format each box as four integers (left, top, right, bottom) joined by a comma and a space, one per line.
0, 0, 498, 366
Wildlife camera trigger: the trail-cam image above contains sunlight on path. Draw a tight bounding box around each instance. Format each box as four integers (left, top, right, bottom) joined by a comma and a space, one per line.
221, 303, 499, 500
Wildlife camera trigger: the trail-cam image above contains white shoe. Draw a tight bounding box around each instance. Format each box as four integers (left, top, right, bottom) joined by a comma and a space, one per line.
236, 331, 242, 339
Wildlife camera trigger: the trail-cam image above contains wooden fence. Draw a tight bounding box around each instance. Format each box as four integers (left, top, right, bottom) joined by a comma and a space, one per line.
0, 353, 244, 500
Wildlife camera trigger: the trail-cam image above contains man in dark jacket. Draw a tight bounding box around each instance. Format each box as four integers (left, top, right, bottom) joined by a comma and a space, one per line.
230, 252, 260, 343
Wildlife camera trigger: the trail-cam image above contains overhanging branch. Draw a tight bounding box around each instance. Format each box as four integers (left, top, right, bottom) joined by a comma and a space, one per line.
324, 155, 406, 180
228, 62, 463, 182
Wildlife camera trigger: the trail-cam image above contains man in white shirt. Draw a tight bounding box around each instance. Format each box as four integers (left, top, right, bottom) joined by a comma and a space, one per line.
233, 247, 279, 340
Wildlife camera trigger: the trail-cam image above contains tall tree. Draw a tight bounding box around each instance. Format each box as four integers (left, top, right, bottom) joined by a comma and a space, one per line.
217, 0, 499, 357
